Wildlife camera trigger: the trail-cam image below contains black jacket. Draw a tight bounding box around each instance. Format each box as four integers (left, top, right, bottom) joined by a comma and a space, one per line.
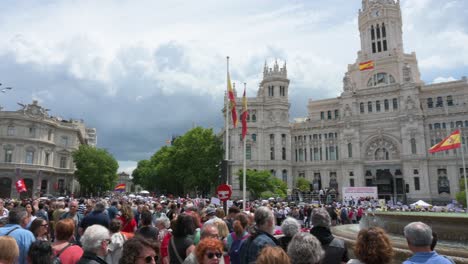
310, 226, 349, 264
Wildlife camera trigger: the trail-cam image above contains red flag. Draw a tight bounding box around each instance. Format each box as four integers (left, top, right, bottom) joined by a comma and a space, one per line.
15, 179, 27, 193
241, 86, 248, 140
429, 129, 461, 153
227, 72, 238, 127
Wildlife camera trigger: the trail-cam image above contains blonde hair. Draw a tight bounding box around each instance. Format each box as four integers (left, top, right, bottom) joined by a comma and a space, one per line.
213, 218, 229, 239
0, 236, 19, 264
257, 246, 290, 264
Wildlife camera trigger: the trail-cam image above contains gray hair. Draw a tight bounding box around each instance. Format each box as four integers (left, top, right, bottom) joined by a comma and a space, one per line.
288, 232, 324, 264
281, 217, 301, 237
94, 201, 106, 212
8, 207, 29, 225
311, 208, 331, 228
155, 217, 170, 229
404, 222, 433, 247
80, 225, 110, 252
254, 206, 273, 227
200, 223, 217, 239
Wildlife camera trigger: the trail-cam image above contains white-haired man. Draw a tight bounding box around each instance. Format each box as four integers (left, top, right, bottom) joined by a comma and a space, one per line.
403, 222, 453, 264
77, 224, 110, 264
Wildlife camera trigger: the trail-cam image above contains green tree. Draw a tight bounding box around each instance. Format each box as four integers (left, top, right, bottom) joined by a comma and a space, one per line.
297, 178, 310, 192
133, 127, 223, 196
456, 178, 467, 207
72, 145, 119, 196
238, 170, 288, 199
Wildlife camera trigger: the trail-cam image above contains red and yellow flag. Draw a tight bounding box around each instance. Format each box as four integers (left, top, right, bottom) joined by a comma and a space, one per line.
359, 60, 374, 71
429, 129, 461, 153
241, 86, 248, 140
227, 72, 238, 127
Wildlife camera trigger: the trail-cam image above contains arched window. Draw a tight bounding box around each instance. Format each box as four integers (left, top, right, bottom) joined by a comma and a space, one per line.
368, 101, 373, 112
270, 170, 276, 176
360, 103, 365, 113
26, 149, 35, 164
376, 100, 381, 112
411, 138, 417, 154
282, 170, 288, 182
384, 99, 389, 111
393, 98, 398, 109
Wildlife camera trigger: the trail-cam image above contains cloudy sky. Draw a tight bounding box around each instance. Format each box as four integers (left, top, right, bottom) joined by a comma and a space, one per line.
1, 0, 467, 174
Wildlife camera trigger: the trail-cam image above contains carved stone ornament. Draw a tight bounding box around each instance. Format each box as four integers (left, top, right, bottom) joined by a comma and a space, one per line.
365, 136, 399, 160
343, 72, 354, 92
403, 63, 413, 83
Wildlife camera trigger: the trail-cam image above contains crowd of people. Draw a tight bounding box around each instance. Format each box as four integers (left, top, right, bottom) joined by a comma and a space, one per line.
0, 196, 458, 264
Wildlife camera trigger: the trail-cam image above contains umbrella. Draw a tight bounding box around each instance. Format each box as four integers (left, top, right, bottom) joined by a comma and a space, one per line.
140, 190, 150, 194
410, 200, 432, 207
128, 194, 136, 198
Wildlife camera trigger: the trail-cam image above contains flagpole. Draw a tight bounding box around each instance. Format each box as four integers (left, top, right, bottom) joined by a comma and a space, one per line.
225, 56, 230, 184
243, 82, 247, 212
460, 129, 468, 212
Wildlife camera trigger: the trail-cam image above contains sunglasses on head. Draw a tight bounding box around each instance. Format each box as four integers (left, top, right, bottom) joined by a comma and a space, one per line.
140, 255, 158, 263
206, 252, 222, 259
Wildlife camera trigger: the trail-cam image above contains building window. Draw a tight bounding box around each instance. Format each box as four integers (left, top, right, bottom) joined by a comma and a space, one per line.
271, 170, 276, 176
299, 149, 304, 161
436, 97, 443, 107
349, 171, 354, 177
60, 157, 68, 168
58, 179, 65, 193
282, 170, 287, 182
48, 130, 53, 140
376, 100, 381, 112
414, 169, 419, 175
270, 147, 275, 160
350, 178, 355, 187
280, 86, 286, 96
393, 98, 398, 110
4, 149, 13, 163
61, 136, 69, 146
295, 149, 298, 162
414, 177, 420, 191
268, 86, 274, 96
246, 144, 251, 160
427, 98, 433, 108
455, 121, 463, 127
348, 143, 352, 158
252, 134, 257, 142
26, 150, 34, 164
447, 96, 453, 106
252, 114, 256, 122
368, 101, 373, 112
282, 147, 286, 160
360, 103, 364, 113
334, 109, 339, 119
7, 126, 15, 136
281, 134, 286, 145
411, 138, 417, 154
320, 112, 325, 120
327, 111, 332, 120
270, 134, 274, 145
29, 127, 36, 137
45, 153, 50, 166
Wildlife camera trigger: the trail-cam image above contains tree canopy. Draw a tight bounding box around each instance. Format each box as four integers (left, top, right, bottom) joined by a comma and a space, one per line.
237, 169, 288, 199
133, 127, 223, 196
456, 178, 467, 207
297, 178, 310, 192
72, 145, 119, 196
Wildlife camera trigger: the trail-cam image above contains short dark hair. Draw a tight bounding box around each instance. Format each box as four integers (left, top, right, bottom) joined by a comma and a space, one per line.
140, 211, 152, 226
110, 219, 122, 233
28, 241, 53, 264
8, 207, 28, 225
172, 213, 197, 238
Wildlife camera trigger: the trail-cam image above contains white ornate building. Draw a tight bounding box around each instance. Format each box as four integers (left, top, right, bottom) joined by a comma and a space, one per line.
0, 101, 96, 198
224, 0, 468, 204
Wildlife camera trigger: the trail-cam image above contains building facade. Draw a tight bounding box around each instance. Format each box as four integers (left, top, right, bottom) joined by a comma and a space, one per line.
0, 101, 96, 198
224, 0, 468, 204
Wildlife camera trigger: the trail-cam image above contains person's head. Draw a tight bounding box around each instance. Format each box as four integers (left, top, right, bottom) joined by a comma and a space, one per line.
354, 227, 394, 264
24, 203, 35, 216
140, 210, 153, 226
8, 206, 30, 227
311, 208, 331, 228
227, 206, 240, 218
121, 205, 134, 221
80, 224, 110, 256
281, 217, 301, 238
69, 200, 78, 214
172, 213, 197, 238
154, 217, 170, 230
119, 237, 158, 264
404, 222, 433, 251
287, 233, 324, 264
233, 213, 249, 237
205, 208, 216, 219
55, 218, 75, 241
213, 218, 229, 239
256, 246, 291, 264
0, 236, 19, 264
27, 240, 53, 264
195, 238, 224, 264
215, 208, 225, 219
29, 218, 48, 238
200, 224, 219, 240
110, 219, 122, 234
94, 201, 107, 212
254, 206, 275, 234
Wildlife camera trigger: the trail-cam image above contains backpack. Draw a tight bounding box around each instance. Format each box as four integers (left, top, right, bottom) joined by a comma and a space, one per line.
228, 232, 249, 264
51, 243, 73, 264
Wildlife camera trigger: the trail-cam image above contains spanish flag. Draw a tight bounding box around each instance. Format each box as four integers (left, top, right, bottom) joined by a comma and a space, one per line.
241, 85, 248, 140
114, 183, 126, 192
429, 129, 461, 153
359, 60, 374, 71
227, 72, 238, 127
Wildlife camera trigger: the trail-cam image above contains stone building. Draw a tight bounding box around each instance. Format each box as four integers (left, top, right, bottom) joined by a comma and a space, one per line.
0, 101, 96, 198
224, 0, 468, 204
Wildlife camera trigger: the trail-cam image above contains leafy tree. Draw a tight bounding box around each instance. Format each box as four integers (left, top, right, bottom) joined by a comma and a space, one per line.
297, 178, 310, 192
133, 127, 223, 196
456, 178, 467, 207
238, 170, 288, 199
72, 145, 119, 196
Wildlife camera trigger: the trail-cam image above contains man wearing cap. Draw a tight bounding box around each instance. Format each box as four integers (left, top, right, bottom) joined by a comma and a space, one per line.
203, 207, 220, 226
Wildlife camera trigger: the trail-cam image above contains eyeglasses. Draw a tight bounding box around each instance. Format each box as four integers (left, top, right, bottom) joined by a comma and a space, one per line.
138, 255, 158, 263
206, 252, 222, 259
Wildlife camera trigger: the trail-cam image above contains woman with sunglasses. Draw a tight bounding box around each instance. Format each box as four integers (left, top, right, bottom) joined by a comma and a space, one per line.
119, 237, 158, 264
29, 218, 50, 241
195, 238, 224, 264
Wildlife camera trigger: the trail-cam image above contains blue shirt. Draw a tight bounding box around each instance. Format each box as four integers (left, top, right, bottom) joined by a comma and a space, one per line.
403, 251, 453, 264
0, 224, 36, 264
